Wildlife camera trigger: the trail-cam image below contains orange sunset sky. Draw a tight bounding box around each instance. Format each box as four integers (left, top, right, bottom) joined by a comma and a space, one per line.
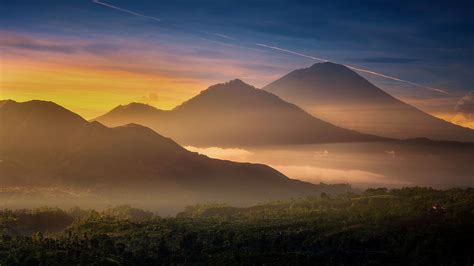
1, 1, 473, 129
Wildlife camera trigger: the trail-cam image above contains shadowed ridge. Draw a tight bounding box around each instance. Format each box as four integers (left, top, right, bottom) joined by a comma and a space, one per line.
112, 102, 159, 112
92, 102, 166, 127
0, 99, 349, 204
0, 99, 87, 125
0, 99, 16, 108
96, 102, 162, 119
112, 122, 187, 151
95, 79, 385, 146
174, 78, 339, 124
173, 79, 274, 112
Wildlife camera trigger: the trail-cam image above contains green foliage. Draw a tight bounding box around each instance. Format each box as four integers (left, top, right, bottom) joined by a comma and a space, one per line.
101, 205, 156, 222
0, 187, 473, 265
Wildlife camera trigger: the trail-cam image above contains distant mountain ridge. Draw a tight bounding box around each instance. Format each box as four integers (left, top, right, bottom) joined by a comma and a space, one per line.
263, 62, 474, 142
0, 100, 348, 207
95, 79, 385, 147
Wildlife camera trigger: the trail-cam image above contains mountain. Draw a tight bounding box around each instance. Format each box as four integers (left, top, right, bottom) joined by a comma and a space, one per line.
95, 79, 384, 147
0, 100, 349, 208
263, 62, 474, 142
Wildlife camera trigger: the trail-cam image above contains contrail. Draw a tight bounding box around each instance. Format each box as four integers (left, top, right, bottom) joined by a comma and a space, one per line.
199, 37, 238, 48
92, 0, 161, 22
201, 38, 265, 53
200, 31, 233, 40
92, 1, 257, 53
256, 43, 329, 62
343, 64, 448, 94
212, 33, 232, 39
91, 1, 448, 95
257, 43, 448, 94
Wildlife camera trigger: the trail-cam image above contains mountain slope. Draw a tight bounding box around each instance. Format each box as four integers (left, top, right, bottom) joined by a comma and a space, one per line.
263, 62, 474, 142
0, 100, 347, 206
95, 79, 384, 147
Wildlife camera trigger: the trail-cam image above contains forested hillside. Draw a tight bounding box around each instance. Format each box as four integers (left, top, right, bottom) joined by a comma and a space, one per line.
1, 187, 472, 265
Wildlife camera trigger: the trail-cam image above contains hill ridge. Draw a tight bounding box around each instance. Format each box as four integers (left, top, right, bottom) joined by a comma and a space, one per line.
95, 79, 385, 146
263, 62, 474, 142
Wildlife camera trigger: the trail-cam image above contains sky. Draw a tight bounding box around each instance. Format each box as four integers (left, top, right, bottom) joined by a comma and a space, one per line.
0, 0, 473, 125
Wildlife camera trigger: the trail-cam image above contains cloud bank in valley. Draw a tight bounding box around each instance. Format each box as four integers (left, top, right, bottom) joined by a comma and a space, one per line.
185, 146, 254, 162
272, 165, 411, 188
185, 146, 412, 188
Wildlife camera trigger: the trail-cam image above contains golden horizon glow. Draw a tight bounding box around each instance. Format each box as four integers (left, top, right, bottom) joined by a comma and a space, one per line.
1, 30, 472, 126
0, 31, 285, 118
1, 57, 210, 118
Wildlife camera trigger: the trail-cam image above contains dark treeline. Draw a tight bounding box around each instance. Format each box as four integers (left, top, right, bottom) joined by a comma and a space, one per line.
1, 187, 473, 265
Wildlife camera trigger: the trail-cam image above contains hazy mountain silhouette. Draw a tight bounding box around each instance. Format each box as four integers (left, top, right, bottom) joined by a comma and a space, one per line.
95, 79, 384, 147
263, 62, 474, 142
0, 100, 349, 206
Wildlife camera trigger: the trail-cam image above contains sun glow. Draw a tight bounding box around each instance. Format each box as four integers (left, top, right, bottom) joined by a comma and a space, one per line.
1, 59, 208, 118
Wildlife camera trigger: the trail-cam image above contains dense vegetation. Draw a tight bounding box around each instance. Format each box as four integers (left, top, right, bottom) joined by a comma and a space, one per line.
1, 187, 473, 265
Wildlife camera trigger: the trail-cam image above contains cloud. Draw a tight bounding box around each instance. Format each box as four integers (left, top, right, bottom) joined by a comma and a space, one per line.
183, 146, 412, 188
139, 92, 160, 104
451, 91, 474, 128
0, 34, 77, 54
185, 146, 253, 161
455, 91, 474, 117
82, 43, 123, 55
272, 165, 411, 188
0, 32, 123, 56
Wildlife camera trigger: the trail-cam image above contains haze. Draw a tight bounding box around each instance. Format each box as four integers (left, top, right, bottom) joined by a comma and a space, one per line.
1, 1, 473, 214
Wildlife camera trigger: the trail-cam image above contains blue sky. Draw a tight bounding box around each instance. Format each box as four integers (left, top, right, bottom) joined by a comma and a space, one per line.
1, 0, 473, 118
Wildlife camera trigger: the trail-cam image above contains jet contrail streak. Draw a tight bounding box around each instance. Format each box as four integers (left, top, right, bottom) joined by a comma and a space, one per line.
90, 1, 448, 95
92, 1, 259, 53
256, 43, 329, 62
201, 31, 233, 40
212, 33, 232, 39
92, 0, 161, 22
199, 37, 238, 48
200, 38, 266, 53
256, 43, 448, 94
343, 64, 449, 94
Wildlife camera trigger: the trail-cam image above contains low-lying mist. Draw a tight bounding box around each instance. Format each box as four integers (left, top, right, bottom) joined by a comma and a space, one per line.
186, 141, 474, 188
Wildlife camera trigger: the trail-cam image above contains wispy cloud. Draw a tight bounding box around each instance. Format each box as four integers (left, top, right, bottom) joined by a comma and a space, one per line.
1, 30, 286, 117
139, 92, 160, 104
92, 0, 161, 22
455, 91, 474, 115
0, 32, 126, 56
0, 34, 77, 54
451, 91, 474, 128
